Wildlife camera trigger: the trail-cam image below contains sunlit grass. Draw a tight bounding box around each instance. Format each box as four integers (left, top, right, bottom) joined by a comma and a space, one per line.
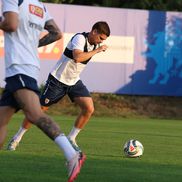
0, 113, 182, 182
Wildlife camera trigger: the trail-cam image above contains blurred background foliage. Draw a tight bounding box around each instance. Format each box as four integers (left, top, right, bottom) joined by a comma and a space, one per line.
42, 0, 182, 11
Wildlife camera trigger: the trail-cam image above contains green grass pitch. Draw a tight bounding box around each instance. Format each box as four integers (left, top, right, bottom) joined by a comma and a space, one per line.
0, 113, 182, 182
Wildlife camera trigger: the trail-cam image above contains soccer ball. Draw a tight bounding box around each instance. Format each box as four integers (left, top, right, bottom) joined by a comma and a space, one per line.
123, 139, 144, 158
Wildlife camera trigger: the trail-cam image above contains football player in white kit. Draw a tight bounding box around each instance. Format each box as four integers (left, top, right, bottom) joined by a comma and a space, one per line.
0, 1, 85, 182
7, 21, 110, 157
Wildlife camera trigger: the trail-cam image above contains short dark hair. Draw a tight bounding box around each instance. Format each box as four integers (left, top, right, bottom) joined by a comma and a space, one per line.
92, 21, 110, 37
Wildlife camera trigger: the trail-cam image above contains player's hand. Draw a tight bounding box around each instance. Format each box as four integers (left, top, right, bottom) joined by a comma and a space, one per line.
97, 44, 108, 53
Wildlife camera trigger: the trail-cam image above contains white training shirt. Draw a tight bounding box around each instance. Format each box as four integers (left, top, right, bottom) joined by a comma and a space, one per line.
51, 34, 95, 86
2, 0, 52, 80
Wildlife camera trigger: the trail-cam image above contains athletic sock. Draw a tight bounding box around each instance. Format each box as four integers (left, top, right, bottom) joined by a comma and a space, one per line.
67, 127, 81, 142
54, 134, 77, 161
13, 126, 27, 143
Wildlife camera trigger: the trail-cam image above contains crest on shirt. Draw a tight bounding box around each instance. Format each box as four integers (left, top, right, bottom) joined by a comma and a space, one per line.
29, 4, 44, 18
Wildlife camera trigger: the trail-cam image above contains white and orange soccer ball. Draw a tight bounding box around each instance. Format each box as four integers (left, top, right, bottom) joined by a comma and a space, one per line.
123, 139, 144, 158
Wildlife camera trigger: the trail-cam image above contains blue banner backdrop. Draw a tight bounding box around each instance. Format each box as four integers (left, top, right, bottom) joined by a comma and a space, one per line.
0, 3, 182, 96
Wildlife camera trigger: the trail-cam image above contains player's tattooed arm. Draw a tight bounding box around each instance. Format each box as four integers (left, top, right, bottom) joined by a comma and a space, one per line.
38, 19, 63, 47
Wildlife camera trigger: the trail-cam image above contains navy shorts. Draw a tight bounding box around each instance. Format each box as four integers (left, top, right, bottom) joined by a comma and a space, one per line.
40, 74, 91, 106
0, 74, 40, 109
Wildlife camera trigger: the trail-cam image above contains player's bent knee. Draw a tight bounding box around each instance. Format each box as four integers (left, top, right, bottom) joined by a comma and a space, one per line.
25, 112, 45, 125
85, 105, 94, 116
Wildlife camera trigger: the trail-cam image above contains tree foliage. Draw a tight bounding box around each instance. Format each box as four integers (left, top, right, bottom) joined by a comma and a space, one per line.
43, 0, 182, 11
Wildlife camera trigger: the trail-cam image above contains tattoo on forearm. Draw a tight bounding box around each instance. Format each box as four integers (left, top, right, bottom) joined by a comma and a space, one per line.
39, 24, 61, 47
36, 117, 61, 140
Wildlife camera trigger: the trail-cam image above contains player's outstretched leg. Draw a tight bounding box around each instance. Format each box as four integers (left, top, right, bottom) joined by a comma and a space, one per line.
7, 119, 31, 151
67, 97, 94, 156
7, 107, 48, 151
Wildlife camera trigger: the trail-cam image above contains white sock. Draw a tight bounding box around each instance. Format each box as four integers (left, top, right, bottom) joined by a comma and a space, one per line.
67, 127, 81, 142
13, 126, 27, 143
54, 134, 77, 161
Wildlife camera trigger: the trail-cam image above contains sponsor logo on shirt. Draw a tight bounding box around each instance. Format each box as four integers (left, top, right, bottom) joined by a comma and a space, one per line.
29, 4, 44, 18
28, 21, 43, 31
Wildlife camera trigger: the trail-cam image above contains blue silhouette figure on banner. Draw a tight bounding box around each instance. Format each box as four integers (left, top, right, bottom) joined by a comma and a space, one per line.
117, 11, 182, 96
143, 17, 182, 85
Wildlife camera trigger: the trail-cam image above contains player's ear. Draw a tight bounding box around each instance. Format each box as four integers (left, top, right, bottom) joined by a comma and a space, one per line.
92, 29, 98, 35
